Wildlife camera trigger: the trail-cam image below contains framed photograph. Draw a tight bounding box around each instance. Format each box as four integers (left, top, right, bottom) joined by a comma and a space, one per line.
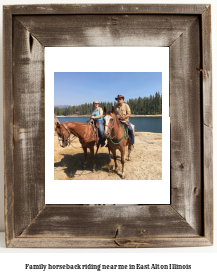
46, 47, 170, 204
4, 4, 213, 247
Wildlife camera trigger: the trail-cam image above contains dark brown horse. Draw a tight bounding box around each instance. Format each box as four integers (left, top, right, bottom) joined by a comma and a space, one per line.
104, 107, 135, 179
55, 121, 100, 171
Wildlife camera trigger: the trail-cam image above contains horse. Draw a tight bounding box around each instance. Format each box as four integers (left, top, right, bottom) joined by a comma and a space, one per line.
55, 120, 101, 171
103, 106, 135, 179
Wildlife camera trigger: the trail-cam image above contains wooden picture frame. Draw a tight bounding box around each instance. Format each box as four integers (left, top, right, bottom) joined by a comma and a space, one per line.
3, 4, 213, 248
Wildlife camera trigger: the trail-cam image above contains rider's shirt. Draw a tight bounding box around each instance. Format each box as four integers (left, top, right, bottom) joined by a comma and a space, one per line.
114, 103, 131, 122
91, 107, 104, 121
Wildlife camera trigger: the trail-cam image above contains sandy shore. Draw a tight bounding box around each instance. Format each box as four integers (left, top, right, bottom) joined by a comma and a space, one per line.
54, 132, 162, 180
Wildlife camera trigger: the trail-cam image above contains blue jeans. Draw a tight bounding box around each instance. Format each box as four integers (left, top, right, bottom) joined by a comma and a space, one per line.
126, 121, 134, 144
95, 120, 105, 147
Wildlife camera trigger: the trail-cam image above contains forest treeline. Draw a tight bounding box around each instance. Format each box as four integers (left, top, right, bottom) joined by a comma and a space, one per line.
54, 92, 162, 116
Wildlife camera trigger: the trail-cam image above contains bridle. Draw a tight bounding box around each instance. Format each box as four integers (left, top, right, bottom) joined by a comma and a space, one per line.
58, 123, 71, 145
105, 113, 129, 145
105, 113, 121, 140
58, 121, 97, 147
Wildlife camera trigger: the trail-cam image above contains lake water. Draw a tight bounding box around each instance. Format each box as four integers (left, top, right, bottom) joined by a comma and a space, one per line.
57, 116, 162, 133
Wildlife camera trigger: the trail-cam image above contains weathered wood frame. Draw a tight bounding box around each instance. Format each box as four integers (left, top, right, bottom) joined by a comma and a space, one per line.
3, 4, 212, 248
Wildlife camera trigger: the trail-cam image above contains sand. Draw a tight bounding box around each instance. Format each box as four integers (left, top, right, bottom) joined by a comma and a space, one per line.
54, 132, 162, 180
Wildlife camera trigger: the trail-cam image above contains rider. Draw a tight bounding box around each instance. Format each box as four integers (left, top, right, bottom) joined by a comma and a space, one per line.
90, 100, 106, 147
114, 94, 135, 146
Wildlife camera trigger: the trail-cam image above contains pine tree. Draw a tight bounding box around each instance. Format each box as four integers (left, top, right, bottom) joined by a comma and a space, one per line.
54, 94, 162, 116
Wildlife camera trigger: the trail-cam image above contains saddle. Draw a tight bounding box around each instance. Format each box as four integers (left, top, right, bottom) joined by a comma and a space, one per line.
119, 119, 134, 147
119, 120, 130, 129
86, 119, 99, 144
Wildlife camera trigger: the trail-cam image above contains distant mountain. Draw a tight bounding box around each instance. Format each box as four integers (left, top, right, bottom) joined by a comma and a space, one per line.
54, 105, 72, 109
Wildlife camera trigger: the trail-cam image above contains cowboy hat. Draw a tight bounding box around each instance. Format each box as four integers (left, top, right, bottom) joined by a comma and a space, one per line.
115, 94, 124, 100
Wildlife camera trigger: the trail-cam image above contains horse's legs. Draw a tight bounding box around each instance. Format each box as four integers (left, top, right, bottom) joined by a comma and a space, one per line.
127, 123, 134, 161
121, 148, 126, 179
90, 145, 96, 172
108, 145, 111, 161
128, 147, 131, 161
114, 151, 118, 172
82, 146, 87, 169
128, 137, 132, 161
111, 149, 118, 172
95, 141, 100, 156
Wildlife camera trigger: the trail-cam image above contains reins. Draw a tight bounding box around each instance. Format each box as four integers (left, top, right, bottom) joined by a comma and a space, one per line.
59, 123, 86, 146
60, 121, 97, 148
110, 125, 128, 145
105, 114, 121, 139
106, 114, 128, 145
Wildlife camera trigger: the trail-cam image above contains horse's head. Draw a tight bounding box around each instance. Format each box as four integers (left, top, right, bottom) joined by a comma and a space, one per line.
55, 122, 71, 147
103, 106, 117, 138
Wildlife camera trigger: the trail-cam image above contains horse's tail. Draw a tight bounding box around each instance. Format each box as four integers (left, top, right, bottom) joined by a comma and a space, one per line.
131, 123, 135, 136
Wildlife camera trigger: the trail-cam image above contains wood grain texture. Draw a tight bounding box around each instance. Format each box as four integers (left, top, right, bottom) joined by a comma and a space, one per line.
202, 6, 212, 129
3, 4, 213, 248
3, 7, 14, 247
16, 15, 197, 47
20, 205, 198, 238
201, 6, 213, 244
12, 17, 45, 237
170, 17, 202, 234
4, 4, 207, 15
203, 126, 213, 243
8, 237, 212, 248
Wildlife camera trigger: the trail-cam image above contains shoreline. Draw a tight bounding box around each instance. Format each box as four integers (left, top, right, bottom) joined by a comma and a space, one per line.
57, 114, 162, 118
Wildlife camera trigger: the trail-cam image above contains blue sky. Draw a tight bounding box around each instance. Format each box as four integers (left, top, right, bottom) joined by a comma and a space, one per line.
54, 72, 162, 106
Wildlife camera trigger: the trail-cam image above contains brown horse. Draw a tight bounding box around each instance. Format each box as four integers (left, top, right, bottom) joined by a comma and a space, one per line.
55, 121, 100, 171
104, 107, 135, 179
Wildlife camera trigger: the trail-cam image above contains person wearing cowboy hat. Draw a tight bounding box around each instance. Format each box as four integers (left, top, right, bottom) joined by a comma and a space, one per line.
114, 94, 135, 145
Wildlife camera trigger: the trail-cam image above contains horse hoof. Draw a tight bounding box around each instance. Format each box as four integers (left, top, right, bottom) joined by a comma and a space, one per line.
122, 174, 125, 179
92, 166, 96, 172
